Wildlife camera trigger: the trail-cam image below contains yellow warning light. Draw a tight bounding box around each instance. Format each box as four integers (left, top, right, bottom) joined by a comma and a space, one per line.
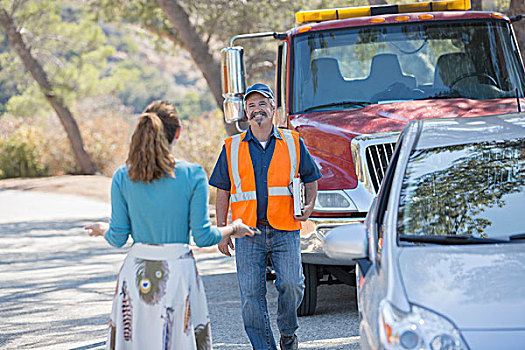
491, 13, 503, 19
295, 0, 471, 24
419, 14, 435, 19
395, 16, 410, 21
298, 26, 312, 33
371, 18, 386, 23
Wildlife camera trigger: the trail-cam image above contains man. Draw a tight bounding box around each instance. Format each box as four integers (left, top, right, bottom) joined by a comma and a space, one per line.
209, 83, 321, 350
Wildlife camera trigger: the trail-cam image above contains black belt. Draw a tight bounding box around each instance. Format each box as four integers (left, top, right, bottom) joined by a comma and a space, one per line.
257, 219, 270, 226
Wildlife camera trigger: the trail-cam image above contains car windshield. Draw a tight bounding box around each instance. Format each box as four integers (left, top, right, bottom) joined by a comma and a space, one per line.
292, 20, 525, 114
398, 139, 525, 242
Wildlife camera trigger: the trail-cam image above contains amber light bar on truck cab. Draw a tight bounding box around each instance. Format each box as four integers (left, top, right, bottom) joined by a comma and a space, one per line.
296, 0, 471, 24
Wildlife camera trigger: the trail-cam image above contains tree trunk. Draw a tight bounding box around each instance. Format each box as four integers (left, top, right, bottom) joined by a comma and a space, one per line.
154, 0, 241, 135
508, 0, 525, 60
155, 0, 222, 108
0, 8, 97, 175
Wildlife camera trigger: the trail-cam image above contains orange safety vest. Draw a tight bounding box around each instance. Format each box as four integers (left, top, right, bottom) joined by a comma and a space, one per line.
224, 128, 301, 231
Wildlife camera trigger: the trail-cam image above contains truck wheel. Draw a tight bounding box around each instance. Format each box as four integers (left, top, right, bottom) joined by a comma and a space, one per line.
298, 263, 318, 316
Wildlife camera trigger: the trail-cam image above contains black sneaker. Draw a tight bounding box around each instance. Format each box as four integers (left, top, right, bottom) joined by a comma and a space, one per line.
280, 334, 298, 350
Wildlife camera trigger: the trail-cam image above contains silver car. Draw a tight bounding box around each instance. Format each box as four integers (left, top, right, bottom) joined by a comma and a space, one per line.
324, 113, 525, 349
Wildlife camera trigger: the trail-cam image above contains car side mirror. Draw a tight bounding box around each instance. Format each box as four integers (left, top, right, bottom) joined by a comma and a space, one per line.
322, 222, 368, 263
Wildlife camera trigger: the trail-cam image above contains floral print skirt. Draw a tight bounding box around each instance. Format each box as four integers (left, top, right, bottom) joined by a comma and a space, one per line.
106, 243, 212, 350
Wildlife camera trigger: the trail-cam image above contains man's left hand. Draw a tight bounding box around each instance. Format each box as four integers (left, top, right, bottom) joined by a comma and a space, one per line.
294, 204, 314, 221
295, 180, 318, 221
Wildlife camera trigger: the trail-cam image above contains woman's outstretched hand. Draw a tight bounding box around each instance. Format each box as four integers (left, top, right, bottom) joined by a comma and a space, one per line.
230, 219, 256, 238
84, 222, 109, 237
217, 219, 262, 256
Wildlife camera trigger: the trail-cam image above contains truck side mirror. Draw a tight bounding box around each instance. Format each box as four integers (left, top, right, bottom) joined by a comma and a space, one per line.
221, 46, 247, 123
322, 222, 368, 263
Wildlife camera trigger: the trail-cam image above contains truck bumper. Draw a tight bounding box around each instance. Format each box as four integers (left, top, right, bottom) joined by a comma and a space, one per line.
300, 217, 364, 266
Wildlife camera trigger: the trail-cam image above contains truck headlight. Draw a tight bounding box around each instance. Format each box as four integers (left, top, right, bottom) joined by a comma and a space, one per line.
379, 300, 469, 350
314, 190, 357, 212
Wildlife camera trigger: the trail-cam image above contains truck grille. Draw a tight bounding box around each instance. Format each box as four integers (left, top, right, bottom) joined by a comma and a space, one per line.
365, 143, 396, 192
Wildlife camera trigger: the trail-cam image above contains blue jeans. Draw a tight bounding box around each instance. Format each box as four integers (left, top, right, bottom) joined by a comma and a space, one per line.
235, 224, 305, 350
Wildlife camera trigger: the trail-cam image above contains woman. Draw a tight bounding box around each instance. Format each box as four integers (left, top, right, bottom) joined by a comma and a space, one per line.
85, 100, 253, 350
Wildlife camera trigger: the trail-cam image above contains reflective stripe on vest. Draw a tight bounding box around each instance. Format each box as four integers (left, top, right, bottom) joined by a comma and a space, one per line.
281, 129, 297, 187
230, 134, 242, 193
268, 187, 292, 196
230, 130, 297, 200
231, 191, 257, 203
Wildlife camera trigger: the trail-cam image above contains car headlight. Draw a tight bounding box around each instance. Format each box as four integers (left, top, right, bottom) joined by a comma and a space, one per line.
314, 190, 357, 212
379, 300, 469, 350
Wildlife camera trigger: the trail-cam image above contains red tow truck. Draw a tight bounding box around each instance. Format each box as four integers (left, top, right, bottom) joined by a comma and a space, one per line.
220, 0, 525, 315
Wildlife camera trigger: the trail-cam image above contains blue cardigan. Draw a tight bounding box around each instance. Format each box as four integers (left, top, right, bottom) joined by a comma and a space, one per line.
105, 161, 222, 248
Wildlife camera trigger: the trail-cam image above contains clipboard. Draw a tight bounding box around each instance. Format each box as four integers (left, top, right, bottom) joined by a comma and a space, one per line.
292, 177, 305, 217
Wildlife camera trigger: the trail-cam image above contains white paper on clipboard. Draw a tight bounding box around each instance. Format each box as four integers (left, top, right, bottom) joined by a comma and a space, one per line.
292, 177, 304, 217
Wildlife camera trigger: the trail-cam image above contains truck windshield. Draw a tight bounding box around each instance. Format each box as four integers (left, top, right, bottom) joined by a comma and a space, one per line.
397, 138, 525, 242
292, 20, 525, 114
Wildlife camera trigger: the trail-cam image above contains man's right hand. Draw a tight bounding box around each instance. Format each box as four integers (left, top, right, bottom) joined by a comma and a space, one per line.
218, 235, 235, 257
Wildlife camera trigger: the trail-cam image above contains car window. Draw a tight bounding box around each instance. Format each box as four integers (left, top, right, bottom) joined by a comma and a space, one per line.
398, 138, 525, 240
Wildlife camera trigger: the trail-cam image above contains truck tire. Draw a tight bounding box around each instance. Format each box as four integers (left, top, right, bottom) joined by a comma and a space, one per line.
298, 263, 318, 316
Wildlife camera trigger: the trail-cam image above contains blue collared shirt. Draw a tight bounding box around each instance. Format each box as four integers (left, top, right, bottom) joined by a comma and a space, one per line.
209, 126, 322, 222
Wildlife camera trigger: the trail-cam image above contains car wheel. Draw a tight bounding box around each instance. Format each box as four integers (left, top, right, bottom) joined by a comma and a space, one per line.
298, 263, 318, 316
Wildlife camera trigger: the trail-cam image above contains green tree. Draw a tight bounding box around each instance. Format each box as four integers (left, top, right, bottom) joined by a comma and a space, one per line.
0, 1, 148, 174
0, 1, 97, 174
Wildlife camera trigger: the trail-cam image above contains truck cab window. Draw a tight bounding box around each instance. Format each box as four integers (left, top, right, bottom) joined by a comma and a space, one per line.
292, 20, 525, 114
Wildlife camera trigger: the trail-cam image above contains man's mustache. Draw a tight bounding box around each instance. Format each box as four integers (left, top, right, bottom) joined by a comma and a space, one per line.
248, 111, 268, 120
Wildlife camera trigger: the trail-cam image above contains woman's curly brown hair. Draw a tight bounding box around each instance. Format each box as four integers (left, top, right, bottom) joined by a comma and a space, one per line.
126, 112, 177, 183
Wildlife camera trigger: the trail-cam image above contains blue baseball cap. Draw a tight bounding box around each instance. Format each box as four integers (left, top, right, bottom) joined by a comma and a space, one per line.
244, 83, 275, 101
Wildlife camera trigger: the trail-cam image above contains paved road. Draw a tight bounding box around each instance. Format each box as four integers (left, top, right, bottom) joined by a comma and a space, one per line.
0, 189, 359, 349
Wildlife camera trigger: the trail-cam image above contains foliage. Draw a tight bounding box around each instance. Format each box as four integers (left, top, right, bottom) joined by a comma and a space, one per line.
39, 98, 131, 176
0, 116, 47, 179
0, 1, 147, 117
176, 90, 216, 120
1, 0, 218, 120
492, 0, 510, 11
0, 102, 225, 181
172, 109, 228, 203
115, 61, 173, 113
0, 95, 131, 177
173, 110, 226, 176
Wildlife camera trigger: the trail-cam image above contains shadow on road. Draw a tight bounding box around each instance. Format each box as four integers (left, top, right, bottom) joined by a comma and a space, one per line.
0, 217, 359, 350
